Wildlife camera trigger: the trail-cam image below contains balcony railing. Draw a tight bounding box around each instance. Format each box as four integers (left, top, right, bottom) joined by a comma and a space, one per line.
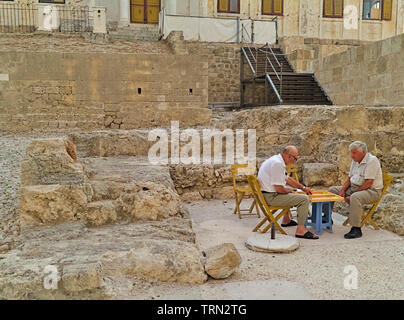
0, 2, 37, 33
0, 2, 92, 34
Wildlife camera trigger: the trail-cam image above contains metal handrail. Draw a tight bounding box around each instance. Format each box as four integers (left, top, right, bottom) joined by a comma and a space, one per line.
266, 73, 282, 104
241, 31, 284, 105
268, 44, 281, 67
241, 23, 258, 71
241, 47, 256, 75
266, 55, 280, 81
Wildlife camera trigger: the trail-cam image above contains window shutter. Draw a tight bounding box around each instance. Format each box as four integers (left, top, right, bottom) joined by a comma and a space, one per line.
334, 0, 344, 17
273, 0, 283, 14
324, 0, 334, 17
382, 0, 392, 20
262, 0, 272, 14
218, 0, 228, 12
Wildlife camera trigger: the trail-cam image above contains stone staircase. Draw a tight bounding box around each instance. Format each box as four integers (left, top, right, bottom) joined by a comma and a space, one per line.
108, 24, 160, 41
242, 47, 332, 106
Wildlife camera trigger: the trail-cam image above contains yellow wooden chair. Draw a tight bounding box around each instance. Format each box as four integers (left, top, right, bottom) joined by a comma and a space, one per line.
286, 163, 299, 183
247, 175, 292, 234
231, 163, 260, 219
343, 172, 393, 229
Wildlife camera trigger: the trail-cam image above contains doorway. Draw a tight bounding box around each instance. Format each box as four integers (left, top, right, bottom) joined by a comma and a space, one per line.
130, 0, 160, 24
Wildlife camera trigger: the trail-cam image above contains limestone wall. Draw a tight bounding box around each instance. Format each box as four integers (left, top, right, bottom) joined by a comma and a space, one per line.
0, 50, 211, 133
313, 33, 404, 106
215, 105, 404, 181
166, 32, 242, 105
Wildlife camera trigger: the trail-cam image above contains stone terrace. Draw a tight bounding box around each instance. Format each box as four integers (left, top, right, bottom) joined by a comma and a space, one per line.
0, 33, 171, 55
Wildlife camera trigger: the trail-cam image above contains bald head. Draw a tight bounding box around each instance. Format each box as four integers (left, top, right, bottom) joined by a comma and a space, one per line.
281, 146, 299, 165
282, 146, 298, 155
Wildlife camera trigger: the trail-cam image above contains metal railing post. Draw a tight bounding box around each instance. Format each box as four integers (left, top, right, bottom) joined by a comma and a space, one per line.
280, 62, 283, 97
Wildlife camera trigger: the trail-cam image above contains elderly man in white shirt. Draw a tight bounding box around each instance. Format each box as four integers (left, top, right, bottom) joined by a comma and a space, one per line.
328, 141, 383, 239
258, 146, 319, 240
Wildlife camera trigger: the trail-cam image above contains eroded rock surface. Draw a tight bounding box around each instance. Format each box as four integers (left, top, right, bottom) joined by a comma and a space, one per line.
203, 243, 242, 279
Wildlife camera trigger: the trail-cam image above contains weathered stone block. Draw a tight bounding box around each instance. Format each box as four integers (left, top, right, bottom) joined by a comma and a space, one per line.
202, 243, 241, 279
101, 239, 207, 284
303, 163, 339, 187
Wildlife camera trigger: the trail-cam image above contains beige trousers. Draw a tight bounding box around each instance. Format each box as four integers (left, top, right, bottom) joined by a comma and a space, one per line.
328, 186, 381, 227
263, 192, 310, 225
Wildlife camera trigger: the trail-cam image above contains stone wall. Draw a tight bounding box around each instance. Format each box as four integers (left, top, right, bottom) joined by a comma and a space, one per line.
215, 105, 404, 182
0, 49, 211, 133
279, 36, 363, 73
167, 32, 242, 106
313, 33, 404, 106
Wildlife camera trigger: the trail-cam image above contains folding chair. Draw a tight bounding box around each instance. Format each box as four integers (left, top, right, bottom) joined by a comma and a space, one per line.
247, 175, 292, 235
343, 172, 393, 230
286, 163, 299, 183
231, 164, 260, 219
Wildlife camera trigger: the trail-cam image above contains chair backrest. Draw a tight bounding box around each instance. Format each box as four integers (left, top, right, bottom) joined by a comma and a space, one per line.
286, 163, 299, 183
380, 172, 393, 198
371, 172, 392, 207
247, 174, 272, 214
231, 163, 256, 189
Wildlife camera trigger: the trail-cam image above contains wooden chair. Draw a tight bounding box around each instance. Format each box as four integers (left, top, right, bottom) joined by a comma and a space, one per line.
247, 175, 292, 234
343, 172, 393, 229
286, 163, 299, 183
231, 164, 260, 219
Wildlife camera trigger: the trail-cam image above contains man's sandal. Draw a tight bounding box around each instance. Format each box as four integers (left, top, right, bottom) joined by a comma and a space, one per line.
281, 220, 298, 227
295, 231, 319, 240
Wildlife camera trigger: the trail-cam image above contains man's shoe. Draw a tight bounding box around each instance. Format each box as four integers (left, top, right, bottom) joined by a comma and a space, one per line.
344, 227, 362, 239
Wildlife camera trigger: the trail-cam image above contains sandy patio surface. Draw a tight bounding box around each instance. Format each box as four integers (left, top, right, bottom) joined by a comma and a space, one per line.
120, 198, 404, 300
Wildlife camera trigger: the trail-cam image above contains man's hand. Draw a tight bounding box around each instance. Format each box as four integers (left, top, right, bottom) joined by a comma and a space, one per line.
345, 195, 350, 204
302, 186, 312, 195
339, 189, 346, 198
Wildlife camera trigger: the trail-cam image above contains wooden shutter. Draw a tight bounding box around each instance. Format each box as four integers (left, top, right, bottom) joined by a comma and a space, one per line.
382, 0, 392, 20
218, 0, 229, 12
324, 0, 334, 17
273, 0, 283, 15
262, 0, 273, 14
334, 0, 344, 17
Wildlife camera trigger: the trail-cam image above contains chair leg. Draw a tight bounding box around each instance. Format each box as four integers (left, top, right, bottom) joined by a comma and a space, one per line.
234, 192, 243, 218
233, 192, 238, 215
236, 192, 245, 219
254, 200, 260, 218
248, 200, 255, 213
343, 217, 350, 226
253, 216, 268, 232
361, 214, 380, 230
261, 209, 288, 235
368, 218, 380, 230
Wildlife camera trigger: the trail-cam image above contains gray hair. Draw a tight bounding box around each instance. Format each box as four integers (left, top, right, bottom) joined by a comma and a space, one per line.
349, 141, 368, 153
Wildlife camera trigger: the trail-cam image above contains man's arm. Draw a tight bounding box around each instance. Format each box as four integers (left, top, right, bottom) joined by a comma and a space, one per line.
358, 179, 374, 191
274, 185, 293, 194
339, 178, 351, 197
285, 177, 312, 195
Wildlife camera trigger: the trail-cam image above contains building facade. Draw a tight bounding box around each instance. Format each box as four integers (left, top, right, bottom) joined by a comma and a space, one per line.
1, 0, 404, 42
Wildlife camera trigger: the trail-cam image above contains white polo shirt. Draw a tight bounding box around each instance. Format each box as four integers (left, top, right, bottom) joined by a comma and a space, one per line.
349, 153, 383, 190
257, 154, 287, 192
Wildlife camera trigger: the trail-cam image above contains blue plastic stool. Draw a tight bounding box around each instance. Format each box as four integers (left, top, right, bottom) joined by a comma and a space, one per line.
305, 202, 333, 235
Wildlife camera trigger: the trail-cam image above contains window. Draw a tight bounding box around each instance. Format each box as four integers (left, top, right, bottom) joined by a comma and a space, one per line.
217, 0, 240, 14
362, 0, 392, 20
323, 0, 344, 18
262, 0, 283, 16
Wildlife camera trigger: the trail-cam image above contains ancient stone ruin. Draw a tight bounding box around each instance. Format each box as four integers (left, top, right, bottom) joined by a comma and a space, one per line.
0, 29, 403, 300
